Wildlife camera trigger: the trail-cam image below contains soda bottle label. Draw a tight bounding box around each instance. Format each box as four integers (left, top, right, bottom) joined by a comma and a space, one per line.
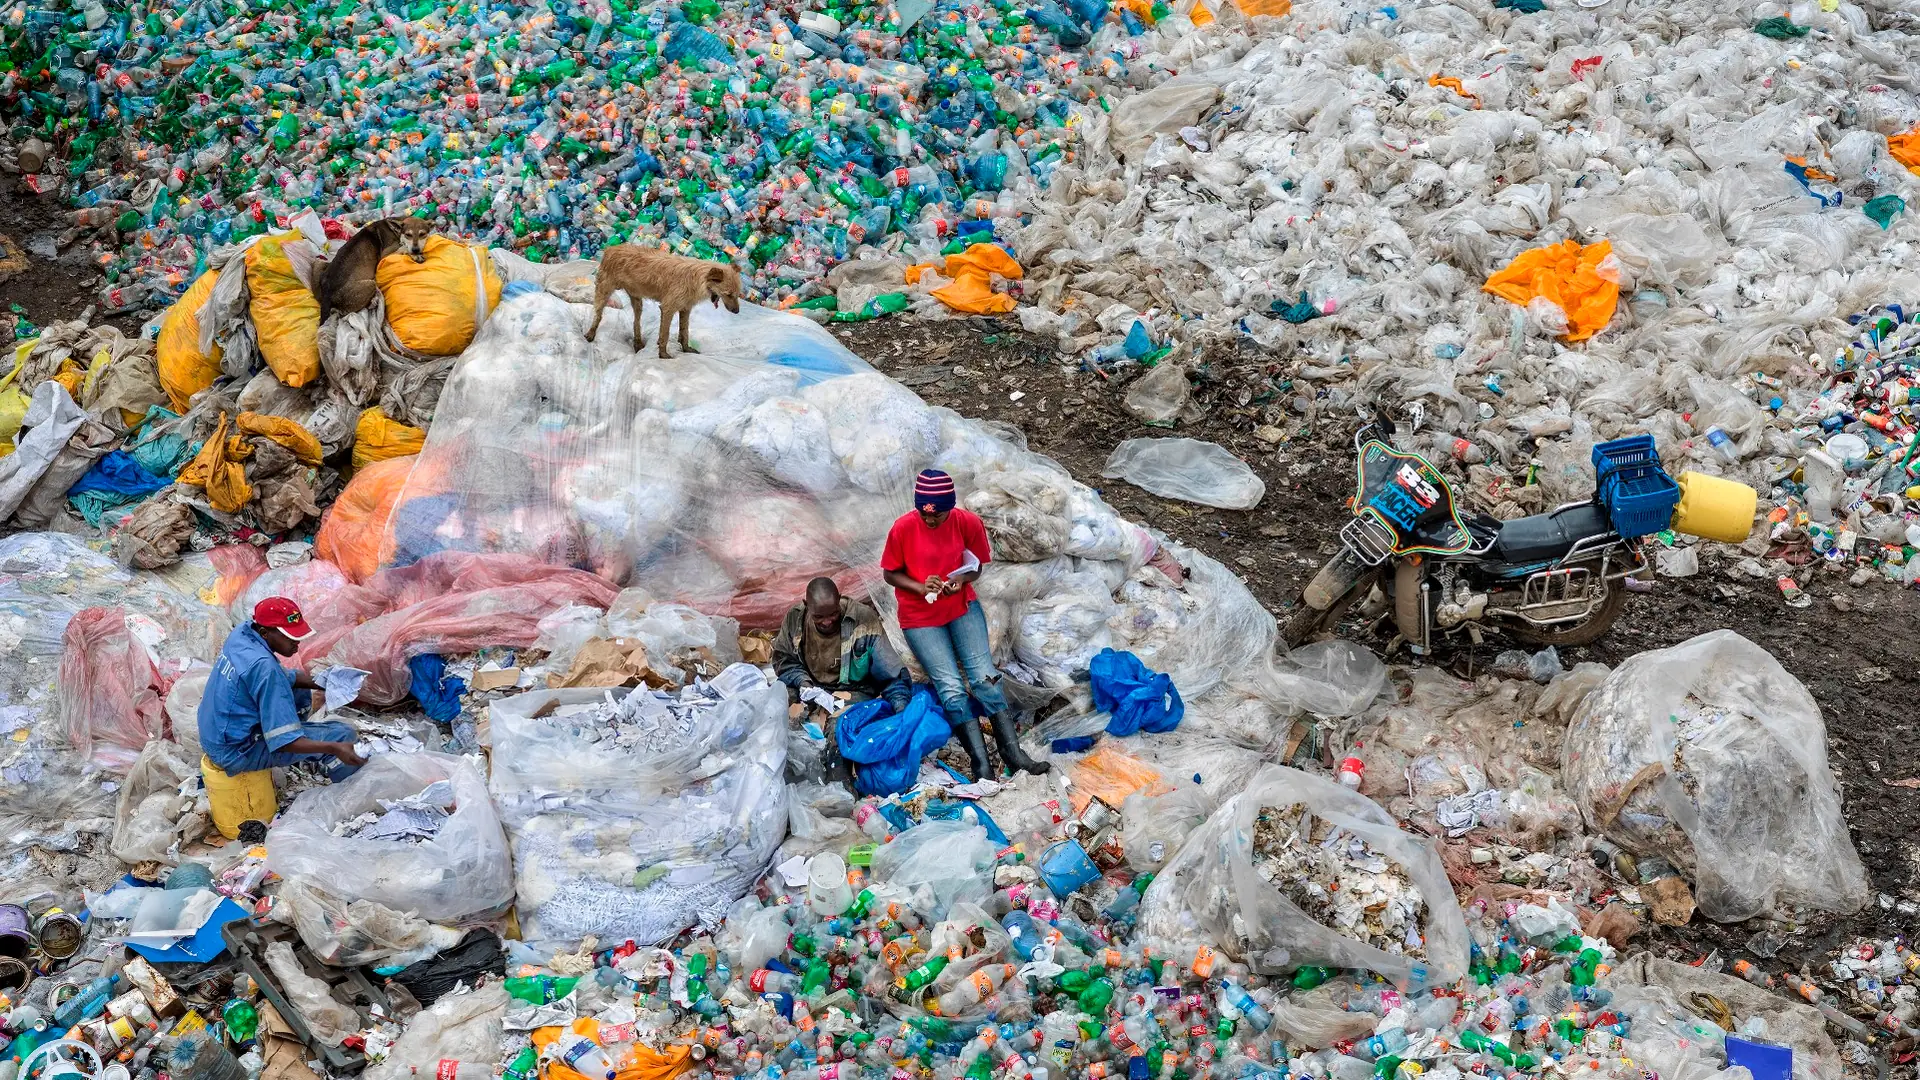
1190, 945, 1216, 978
436, 1062, 461, 1080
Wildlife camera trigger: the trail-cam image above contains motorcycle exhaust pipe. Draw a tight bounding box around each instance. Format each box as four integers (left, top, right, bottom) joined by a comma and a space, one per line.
1394, 557, 1426, 653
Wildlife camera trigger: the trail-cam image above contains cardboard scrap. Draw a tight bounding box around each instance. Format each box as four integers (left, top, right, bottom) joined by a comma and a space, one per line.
547, 639, 672, 690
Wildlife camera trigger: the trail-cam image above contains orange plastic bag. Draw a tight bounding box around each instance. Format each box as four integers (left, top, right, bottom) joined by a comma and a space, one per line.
1482, 239, 1620, 342
931, 243, 1023, 315
177, 413, 255, 513
352, 407, 426, 470
158, 270, 223, 411
377, 235, 504, 355
1232, 0, 1289, 16
1068, 741, 1172, 815
315, 454, 422, 582
246, 233, 322, 388
1891, 128, 1920, 175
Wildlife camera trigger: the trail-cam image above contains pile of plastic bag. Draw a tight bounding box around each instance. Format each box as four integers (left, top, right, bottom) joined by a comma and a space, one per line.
485, 665, 790, 946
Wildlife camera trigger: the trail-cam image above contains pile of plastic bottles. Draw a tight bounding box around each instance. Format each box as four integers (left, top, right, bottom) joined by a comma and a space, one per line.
465, 786, 1668, 1080
0, 0, 1169, 310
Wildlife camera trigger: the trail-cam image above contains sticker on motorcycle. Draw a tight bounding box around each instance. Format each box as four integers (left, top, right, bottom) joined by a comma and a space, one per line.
1352, 440, 1473, 556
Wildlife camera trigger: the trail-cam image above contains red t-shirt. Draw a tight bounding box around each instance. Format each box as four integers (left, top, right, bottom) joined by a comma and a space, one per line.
881, 508, 993, 629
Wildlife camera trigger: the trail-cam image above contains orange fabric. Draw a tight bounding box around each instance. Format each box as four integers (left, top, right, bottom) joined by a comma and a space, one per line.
1483, 239, 1620, 342
236, 412, 324, 466
931, 244, 1024, 315
1232, 0, 1288, 15
1891, 129, 1920, 175
176, 413, 254, 513
1428, 74, 1479, 106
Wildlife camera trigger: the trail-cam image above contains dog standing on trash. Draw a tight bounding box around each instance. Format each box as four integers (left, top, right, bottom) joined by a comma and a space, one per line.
585, 244, 743, 358
315, 216, 433, 324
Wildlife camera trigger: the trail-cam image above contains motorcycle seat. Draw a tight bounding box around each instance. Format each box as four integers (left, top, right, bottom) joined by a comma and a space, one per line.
1491, 502, 1616, 564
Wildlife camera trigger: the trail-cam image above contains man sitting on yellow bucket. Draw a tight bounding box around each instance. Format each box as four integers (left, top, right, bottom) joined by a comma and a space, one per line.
198, 598, 366, 784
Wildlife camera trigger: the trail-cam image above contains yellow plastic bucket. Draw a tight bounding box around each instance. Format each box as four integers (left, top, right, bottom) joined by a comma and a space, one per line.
201, 755, 277, 839
1671, 471, 1757, 543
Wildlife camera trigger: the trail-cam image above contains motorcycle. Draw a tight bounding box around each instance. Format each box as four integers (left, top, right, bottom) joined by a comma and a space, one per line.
1283, 424, 1752, 653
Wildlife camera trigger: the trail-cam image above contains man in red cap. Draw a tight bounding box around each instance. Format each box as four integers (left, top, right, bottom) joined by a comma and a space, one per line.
197, 597, 366, 783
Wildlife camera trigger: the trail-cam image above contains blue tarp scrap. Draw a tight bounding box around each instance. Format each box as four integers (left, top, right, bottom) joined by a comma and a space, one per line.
406, 654, 468, 723
835, 686, 951, 797
67, 450, 171, 526
1088, 647, 1183, 736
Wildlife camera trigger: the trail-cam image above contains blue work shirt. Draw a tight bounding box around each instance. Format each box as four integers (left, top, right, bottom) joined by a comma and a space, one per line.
197, 623, 306, 774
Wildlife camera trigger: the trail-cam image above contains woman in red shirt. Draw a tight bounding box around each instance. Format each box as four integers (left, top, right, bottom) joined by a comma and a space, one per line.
881, 469, 1050, 781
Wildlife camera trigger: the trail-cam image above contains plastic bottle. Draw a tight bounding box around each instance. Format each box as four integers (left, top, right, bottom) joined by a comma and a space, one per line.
53, 975, 119, 1029
1704, 426, 1740, 463
544, 1033, 616, 1080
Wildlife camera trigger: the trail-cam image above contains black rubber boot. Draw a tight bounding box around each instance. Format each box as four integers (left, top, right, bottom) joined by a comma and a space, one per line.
989, 710, 1051, 775
953, 719, 992, 781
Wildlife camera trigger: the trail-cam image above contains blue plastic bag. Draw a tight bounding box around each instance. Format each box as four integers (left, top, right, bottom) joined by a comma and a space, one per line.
836, 687, 950, 796
1088, 648, 1182, 736
406, 654, 468, 723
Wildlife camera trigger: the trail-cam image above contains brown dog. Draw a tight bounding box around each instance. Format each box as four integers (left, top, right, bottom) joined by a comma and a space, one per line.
316, 216, 433, 324
585, 245, 743, 358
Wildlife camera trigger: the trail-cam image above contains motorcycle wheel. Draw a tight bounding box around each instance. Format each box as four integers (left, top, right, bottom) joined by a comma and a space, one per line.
1507, 575, 1630, 647
1282, 551, 1372, 648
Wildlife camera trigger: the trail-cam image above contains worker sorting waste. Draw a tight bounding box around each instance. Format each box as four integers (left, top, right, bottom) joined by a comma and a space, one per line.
198, 598, 366, 798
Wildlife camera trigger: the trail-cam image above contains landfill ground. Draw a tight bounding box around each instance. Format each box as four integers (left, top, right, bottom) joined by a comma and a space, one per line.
828, 315, 1920, 966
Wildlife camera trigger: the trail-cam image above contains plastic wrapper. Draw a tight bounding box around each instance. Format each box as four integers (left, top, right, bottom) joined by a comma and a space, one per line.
233, 560, 353, 626
363, 983, 510, 1080
1141, 765, 1469, 986
56, 606, 171, 772
1102, 438, 1266, 509
486, 669, 789, 946
263, 939, 360, 1047
276, 878, 465, 968
1121, 782, 1216, 873
111, 738, 206, 866
267, 752, 513, 922
1561, 630, 1868, 922
869, 819, 997, 922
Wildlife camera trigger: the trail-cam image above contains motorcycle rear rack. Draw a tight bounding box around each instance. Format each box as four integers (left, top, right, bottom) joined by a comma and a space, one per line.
1341, 514, 1398, 566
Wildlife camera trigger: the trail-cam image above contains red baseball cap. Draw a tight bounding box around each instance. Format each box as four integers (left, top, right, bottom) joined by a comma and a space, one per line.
252, 597, 314, 641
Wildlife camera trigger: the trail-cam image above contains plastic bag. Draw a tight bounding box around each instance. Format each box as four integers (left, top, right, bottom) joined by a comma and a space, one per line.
157, 270, 224, 411
1141, 765, 1468, 986
267, 752, 513, 922
363, 982, 509, 1080
57, 606, 170, 772
263, 939, 360, 1046
1103, 438, 1266, 509
835, 688, 950, 797
485, 673, 789, 946
1088, 648, 1183, 736
1121, 781, 1215, 873
870, 819, 997, 921
1561, 630, 1868, 922
377, 236, 504, 356
111, 738, 205, 866
1122, 363, 1191, 423
315, 454, 423, 582
352, 407, 426, 470
245, 233, 323, 388
276, 878, 463, 968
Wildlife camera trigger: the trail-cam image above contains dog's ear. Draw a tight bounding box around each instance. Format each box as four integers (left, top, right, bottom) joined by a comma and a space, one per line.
707, 266, 725, 283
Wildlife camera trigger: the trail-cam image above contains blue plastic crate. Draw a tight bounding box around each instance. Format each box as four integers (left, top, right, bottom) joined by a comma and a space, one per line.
1590, 435, 1679, 538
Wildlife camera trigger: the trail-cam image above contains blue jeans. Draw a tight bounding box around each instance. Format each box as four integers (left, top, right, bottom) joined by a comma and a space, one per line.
902, 602, 1009, 727
230, 719, 363, 783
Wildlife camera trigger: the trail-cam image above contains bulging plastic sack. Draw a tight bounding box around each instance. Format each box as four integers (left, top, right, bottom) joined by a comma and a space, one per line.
1103, 438, 1266, 509
485, 672, 789, 946
110, 738, 206, 866
267, 752, 514, 922
1141, 765, 1468, 986
363, 982, 509, 1080
1561, 630, 1868, 922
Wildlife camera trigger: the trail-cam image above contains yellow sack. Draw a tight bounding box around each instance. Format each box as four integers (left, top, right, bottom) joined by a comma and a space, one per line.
1483, 239, 1620, 342
352, 407, 426, 470
246, 234, 322, 388
177, 413, 254, 513
0, 344, 30, 459
202, 755, 277, 839
377, 235, 503, 356
159, 270, 224, 411
236, 412, 323, 466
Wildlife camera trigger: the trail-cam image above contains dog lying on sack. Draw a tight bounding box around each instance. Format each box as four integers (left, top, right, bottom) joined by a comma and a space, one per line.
585, 244, 743, 358
316, 216, 433, 323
